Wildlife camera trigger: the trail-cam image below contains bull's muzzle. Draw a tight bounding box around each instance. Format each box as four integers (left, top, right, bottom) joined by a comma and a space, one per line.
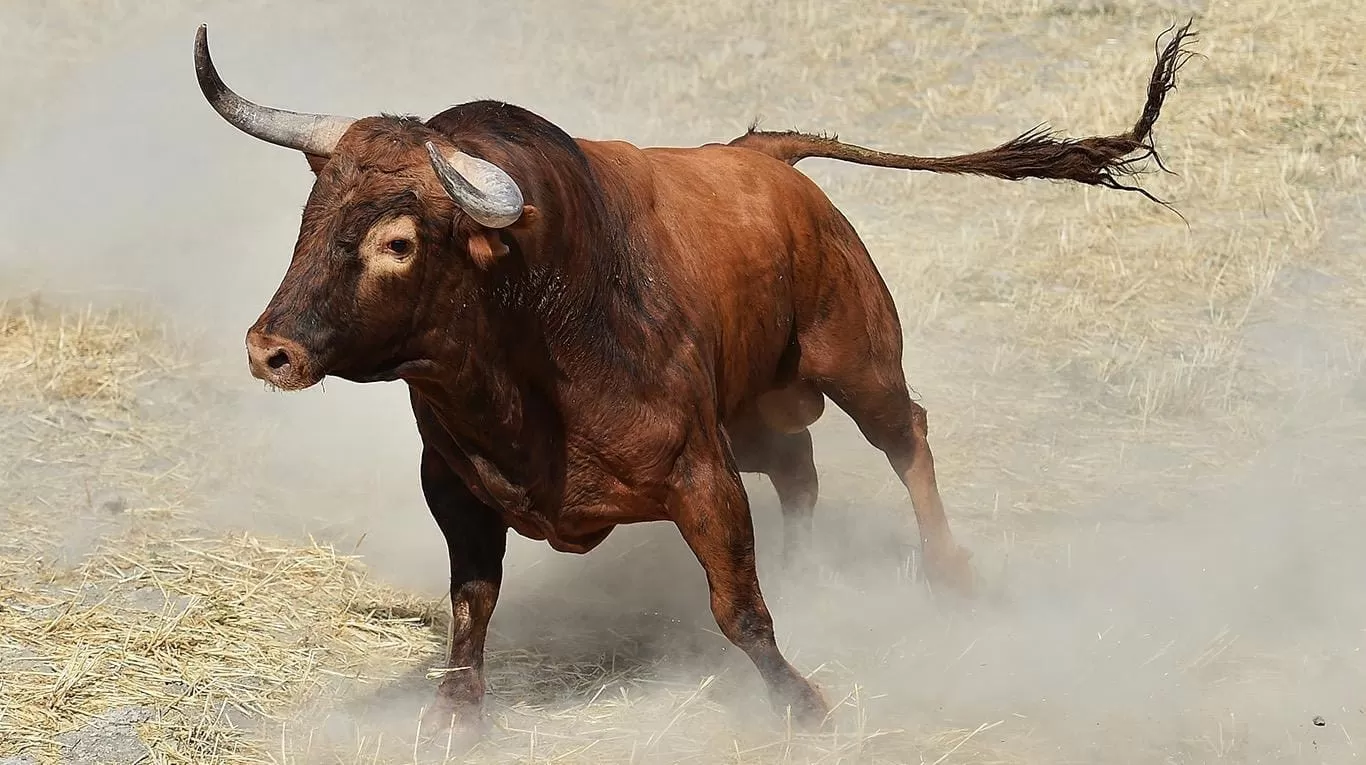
245, 330, 318, 391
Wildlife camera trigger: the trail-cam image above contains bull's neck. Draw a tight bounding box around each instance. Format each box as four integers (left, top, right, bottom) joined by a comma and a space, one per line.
520, 173, 652, 380
403, 316, 566, 483
404, 208, 646, 476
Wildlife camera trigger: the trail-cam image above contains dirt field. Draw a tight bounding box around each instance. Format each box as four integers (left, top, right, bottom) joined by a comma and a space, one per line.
3, 0, 1364, 762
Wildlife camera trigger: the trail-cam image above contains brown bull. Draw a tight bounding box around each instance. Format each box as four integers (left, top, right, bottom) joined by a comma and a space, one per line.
193, 23, 1195, 736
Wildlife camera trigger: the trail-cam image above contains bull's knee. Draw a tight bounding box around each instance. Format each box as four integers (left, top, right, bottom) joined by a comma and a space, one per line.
909, 400, 929, 438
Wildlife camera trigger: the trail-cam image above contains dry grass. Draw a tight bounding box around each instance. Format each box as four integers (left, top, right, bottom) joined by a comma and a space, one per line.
0, 299, 225, 524
0, 530, 444, 763
0, 298, 176, 410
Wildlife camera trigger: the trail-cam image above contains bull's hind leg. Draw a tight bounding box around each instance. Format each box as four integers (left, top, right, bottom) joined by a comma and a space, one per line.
825, 374, 974, 597
800, 333, 975, 597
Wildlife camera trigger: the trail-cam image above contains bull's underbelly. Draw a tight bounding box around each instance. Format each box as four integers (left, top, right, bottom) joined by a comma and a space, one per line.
506, 519, 615, 554
498, 493, 667, 555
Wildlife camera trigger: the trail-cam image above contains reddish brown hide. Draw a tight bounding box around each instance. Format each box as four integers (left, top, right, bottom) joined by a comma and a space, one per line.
194, 22, 1196, 738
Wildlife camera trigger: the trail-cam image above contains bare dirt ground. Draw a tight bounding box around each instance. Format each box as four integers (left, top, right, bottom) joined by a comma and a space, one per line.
2, 0, 1364, 762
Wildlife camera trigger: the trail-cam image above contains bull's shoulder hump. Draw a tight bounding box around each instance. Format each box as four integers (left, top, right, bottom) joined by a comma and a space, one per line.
575, 138, 658, 189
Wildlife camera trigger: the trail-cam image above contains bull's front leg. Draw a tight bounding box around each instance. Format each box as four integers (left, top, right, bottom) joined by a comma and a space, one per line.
418, 446, 507, 740
671, 436, 830, 729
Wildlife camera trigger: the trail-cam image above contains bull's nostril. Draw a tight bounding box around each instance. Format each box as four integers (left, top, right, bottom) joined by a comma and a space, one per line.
266, 349, 292, 371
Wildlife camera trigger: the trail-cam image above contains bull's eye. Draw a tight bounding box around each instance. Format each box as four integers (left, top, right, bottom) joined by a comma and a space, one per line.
386, 238, 413, 257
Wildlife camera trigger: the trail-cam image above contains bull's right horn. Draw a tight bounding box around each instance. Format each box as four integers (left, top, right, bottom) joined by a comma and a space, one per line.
194, 25, 356, 157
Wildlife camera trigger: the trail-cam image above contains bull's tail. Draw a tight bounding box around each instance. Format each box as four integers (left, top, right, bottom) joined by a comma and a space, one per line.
729, 21, 1198, 206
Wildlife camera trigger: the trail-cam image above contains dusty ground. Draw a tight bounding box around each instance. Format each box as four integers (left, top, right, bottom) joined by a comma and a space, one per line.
2, 0, 1365, 762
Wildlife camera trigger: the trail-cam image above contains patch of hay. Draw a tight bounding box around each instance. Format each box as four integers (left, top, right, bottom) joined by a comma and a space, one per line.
0, 531, 444, 763
0, 299, 169, 411
0, 301, 222, 528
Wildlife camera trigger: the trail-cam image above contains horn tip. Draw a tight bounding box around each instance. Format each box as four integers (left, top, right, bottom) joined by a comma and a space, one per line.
193, 24, 221, 101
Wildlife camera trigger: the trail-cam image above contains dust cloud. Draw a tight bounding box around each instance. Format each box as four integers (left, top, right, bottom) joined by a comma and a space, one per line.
3, 0, 1364, 762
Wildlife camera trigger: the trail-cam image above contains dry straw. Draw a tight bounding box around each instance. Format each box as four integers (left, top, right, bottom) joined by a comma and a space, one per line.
0, 530, 444, 762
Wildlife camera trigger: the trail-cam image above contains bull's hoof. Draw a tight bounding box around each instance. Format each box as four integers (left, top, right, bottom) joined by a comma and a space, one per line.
772, 677, 831, 731
419, 696, 488, 750
925, 544, 977, 600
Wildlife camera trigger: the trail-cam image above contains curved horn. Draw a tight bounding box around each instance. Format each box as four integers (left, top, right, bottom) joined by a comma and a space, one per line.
424, 142, 525, 229
194, 25, 356, 157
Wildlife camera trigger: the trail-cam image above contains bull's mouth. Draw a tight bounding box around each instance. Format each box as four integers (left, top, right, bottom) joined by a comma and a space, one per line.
329, 358, 434, 385
333, 367, 404, 384
251, 365, 324, 392
255, 367, 391, 391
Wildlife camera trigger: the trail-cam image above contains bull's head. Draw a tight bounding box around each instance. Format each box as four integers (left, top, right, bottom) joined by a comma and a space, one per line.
194, 26, 532, 390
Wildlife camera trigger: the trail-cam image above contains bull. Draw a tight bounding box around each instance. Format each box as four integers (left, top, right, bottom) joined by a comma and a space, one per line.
192, 22, 1195, 736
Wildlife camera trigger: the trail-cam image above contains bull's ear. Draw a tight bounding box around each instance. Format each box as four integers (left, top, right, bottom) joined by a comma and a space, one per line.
304, 153, 329, 175
507, 205, 541, 232
464, 206, 540, 270
465, 230, 509, 270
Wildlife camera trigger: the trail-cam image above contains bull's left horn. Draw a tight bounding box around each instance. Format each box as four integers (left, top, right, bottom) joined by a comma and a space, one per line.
194, 25, 356, 157
424, 142, 525, 229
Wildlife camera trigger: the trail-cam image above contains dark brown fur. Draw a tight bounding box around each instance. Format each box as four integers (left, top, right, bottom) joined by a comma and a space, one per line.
234, 25, 1196, 738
